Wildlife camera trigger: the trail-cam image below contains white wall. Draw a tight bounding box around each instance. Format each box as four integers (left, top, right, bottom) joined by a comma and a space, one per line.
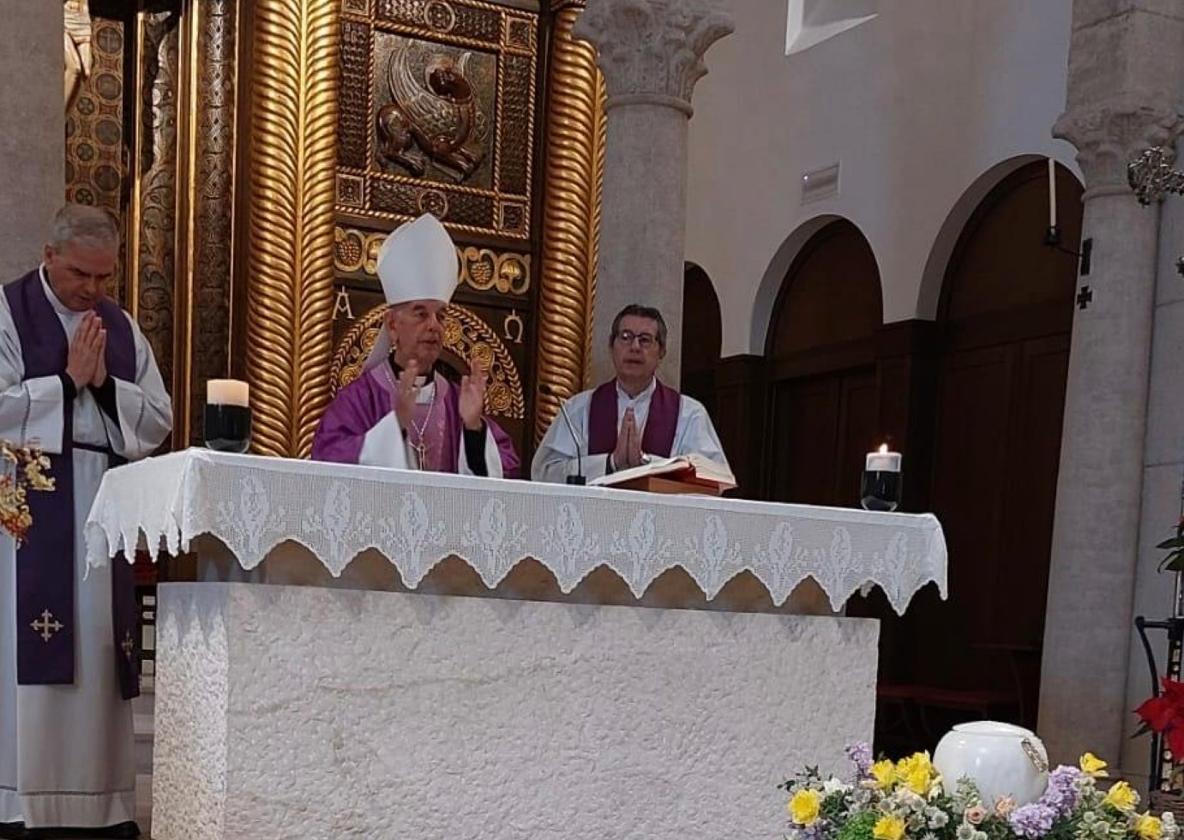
685, 0, 1079, 356
0, 1, 62, 280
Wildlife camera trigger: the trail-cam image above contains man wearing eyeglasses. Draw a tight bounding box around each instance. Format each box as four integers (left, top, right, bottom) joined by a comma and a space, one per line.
531, 304, 732, 484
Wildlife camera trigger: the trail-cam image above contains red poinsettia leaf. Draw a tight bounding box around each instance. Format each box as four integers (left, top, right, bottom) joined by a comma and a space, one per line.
1162, 679, 1184, 705
1137, 697, 1177, 731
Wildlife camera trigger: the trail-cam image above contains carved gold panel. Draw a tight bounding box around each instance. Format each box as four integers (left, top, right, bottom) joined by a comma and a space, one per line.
65, 16, 127, 304
330, 302, 525, 420
128, 10, 178, 382
337, 0, 537, 241
333, 225, 530, 296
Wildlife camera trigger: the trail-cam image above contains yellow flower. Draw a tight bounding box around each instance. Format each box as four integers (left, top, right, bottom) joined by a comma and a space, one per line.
1103, 781, 1139, 812
874, 815, 907, 840
1080, 753, 1109, 778
871, 760, 897, 790
896, 752, 935, 795
1135, 814, 1163, 840
788, 789, 823, 826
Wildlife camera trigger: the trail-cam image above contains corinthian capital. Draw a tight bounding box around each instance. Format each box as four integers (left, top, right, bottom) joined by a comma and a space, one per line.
573, 0, 733, 115
1054, 98, 1184, 193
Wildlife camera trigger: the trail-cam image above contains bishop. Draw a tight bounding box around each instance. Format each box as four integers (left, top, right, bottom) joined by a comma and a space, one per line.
312, 214, 519, 477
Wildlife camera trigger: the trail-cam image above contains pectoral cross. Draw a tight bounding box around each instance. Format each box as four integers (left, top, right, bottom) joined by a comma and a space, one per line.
411, 438, 428, 470
121, 630, 135, 660
1077, 286, 1093, 310
31, 609, 63, 642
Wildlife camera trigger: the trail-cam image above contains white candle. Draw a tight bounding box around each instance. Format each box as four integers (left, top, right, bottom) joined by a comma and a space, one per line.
1048, 157, 1057, 230
866, 443, 901, 473
207, 379, 249, 408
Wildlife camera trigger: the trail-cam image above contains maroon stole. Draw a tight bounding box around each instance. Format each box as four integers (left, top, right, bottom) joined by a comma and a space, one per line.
4, 269, 141, 700
587, 379, 681, 458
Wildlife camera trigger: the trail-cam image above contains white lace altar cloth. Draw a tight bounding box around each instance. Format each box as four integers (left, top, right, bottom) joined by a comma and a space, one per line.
85, 449, 947, 614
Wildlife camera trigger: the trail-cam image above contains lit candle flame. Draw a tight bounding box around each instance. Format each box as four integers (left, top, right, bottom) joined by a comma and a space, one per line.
878, 443, 888, 454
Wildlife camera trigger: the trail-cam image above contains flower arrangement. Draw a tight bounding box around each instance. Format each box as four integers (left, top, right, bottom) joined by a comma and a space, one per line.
1137, 678, 1184, 789
781, 746, 1178, 840
0, 442, 54, 543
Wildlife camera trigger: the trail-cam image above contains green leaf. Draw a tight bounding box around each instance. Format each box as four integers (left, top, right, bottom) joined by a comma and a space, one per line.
1160, 551, 1184, 573
1156, 537, 1184, 549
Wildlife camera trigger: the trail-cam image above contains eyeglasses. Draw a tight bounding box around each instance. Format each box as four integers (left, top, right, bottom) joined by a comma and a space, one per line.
614, 330, 659, 349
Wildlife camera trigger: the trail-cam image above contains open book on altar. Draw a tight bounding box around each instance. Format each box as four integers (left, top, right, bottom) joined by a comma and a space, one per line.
589, 453, 737, 492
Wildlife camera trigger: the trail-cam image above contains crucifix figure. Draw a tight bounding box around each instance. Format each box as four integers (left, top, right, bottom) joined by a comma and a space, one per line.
121, 630, 135, 660
31, 609, 64, 642
1076, 286, 1093, 310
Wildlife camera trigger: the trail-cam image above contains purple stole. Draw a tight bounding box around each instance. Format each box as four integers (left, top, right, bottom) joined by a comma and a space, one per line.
587, 379, 681, 458
4, 269, 141, 700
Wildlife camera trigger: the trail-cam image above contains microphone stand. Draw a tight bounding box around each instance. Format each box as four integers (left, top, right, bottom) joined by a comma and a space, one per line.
540, 384, 586, 485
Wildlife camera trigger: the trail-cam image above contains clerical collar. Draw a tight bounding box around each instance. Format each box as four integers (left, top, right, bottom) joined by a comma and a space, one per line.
616, 376, 656, 404
39, 265, 79, 319
388, 357, 443, 388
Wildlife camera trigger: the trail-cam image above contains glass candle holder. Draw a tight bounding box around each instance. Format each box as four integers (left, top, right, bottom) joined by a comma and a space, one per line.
204, 379, 251, 453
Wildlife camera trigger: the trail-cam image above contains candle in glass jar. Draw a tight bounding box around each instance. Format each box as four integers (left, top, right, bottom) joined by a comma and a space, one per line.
207, 379, 249, 408
866, 443, 901, 473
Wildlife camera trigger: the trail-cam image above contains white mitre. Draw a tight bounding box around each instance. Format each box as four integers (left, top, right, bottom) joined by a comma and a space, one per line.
364, 213, 459, 370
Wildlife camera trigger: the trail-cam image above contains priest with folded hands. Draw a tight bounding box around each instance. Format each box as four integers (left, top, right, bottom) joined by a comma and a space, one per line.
531, 304, 732, 485
311, 213, 519, 477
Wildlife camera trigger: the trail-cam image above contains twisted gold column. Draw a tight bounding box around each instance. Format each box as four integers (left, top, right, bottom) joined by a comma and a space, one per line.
244, 0, 339, 457
534, 0, 606, 445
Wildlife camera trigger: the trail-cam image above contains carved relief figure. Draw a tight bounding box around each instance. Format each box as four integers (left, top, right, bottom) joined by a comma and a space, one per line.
377, 40, 489, 183
63, 0, 93, 111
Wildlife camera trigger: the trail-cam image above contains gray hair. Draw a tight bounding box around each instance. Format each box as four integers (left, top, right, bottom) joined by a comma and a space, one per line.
48, 203, 119, 253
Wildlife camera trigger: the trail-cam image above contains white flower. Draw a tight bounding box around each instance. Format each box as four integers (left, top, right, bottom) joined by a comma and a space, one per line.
957, 824, 977, 840
927, 809, 950, 829
1164, 813, 1179, 840
823, 777, 852, 796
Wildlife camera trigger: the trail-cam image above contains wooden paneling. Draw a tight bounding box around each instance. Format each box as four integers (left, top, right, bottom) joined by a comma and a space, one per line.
694, 162, 1083, 750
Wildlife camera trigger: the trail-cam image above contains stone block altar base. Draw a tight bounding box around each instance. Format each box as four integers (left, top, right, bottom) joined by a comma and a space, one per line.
85, 451, 946, 839
152, 582, 877, 840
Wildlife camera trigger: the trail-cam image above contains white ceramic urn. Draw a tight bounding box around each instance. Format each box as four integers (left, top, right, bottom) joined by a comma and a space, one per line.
932, 721, 1049, 807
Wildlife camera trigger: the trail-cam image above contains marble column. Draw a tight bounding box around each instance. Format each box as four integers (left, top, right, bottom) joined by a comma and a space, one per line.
1039, 2, 1184, 768
574, 0, 732, 386
1120, 150, 1184, 787
0, 1, 62, 280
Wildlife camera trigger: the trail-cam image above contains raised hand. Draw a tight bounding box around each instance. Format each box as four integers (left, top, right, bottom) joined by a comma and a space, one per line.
66, 312, 102, 390
393, 358, 421, 434
458, 364, 487, 431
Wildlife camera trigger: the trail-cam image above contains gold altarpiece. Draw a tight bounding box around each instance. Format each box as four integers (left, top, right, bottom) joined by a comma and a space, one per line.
66, 0, 603, 461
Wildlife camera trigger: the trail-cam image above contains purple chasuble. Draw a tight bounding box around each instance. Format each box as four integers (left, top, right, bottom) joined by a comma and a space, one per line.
311, 364, 521, 478
4, 270, 141, 700
587, 379, 681, 458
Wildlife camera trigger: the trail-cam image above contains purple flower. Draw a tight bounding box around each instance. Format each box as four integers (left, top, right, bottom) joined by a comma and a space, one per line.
1041, 765, 1082, 818
1009, 803, 1056, 839
846, 743, 873, 779
795, 819, 831, 840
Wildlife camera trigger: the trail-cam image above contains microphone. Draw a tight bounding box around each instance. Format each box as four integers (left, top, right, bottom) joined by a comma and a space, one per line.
539, 383, 586, 485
